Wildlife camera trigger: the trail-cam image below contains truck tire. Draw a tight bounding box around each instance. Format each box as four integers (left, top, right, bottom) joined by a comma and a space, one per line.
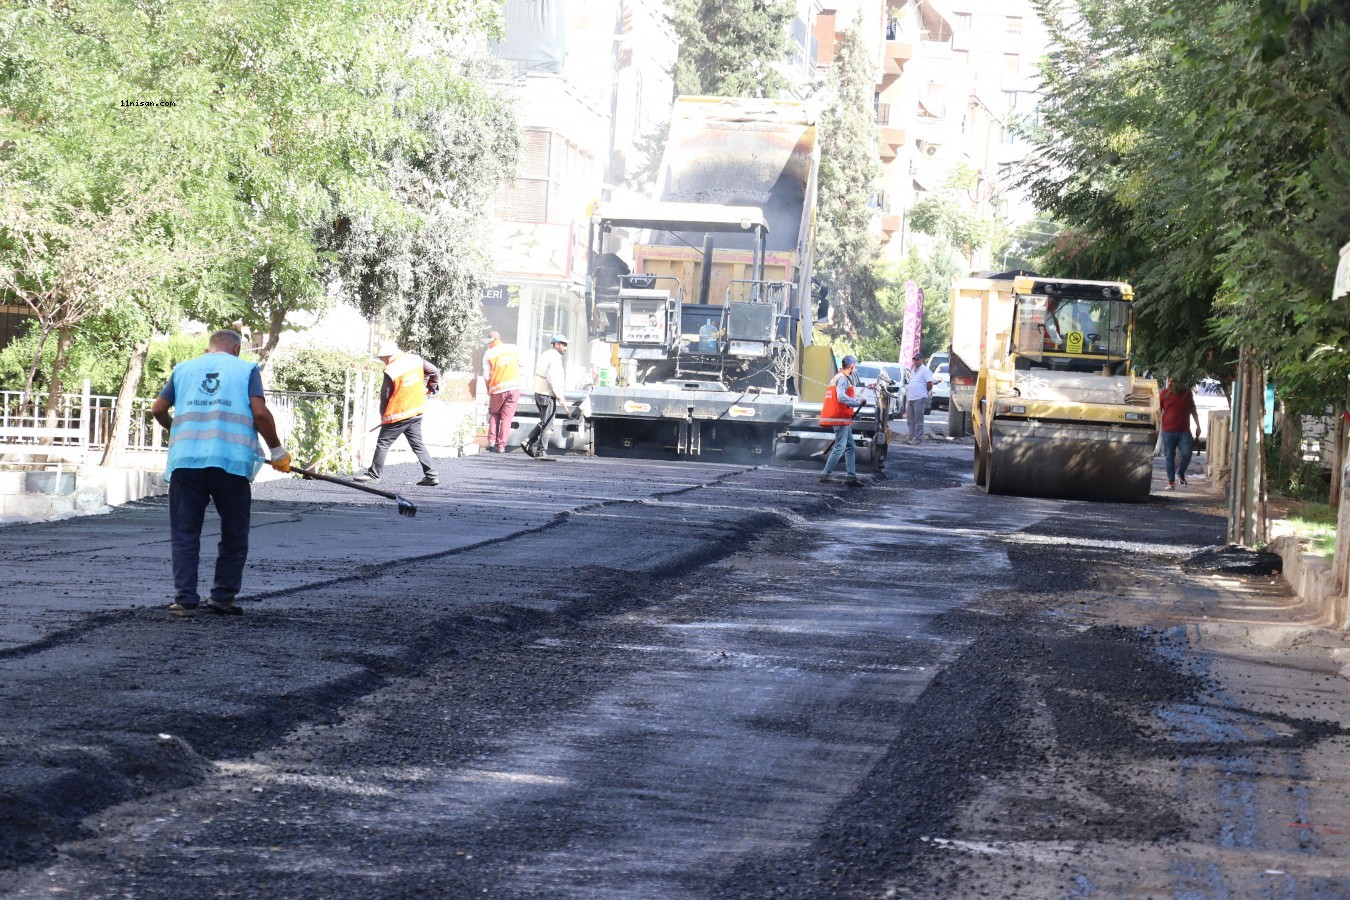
870, 407, 888, 472
948, 405, 970, 438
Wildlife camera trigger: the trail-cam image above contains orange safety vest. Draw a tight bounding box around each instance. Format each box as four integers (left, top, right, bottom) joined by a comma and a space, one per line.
483, 340, 522, 394
819, 373, 857, 427
381, 352, 429, 425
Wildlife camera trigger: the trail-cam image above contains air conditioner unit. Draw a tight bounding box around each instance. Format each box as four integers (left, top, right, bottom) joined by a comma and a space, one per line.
919, 141, 940, 158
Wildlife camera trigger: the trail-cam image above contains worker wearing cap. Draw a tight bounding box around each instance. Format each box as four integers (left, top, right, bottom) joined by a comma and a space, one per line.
522, 333, 577, 460
356, 340, 441, 486
818, 354, 864, 486
906, 351, 934, 445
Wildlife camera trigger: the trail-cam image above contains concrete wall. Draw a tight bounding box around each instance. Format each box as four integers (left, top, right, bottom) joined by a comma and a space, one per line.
0, 465, 168, 524
1272, 534, 1347, 630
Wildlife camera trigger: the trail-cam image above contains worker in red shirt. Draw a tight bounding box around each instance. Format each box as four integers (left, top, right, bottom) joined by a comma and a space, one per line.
1159, 377, 1202, 490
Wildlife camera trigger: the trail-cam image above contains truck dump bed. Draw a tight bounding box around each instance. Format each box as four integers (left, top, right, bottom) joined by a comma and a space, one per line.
948, 276, 1015, 437
655, 97, 817, 259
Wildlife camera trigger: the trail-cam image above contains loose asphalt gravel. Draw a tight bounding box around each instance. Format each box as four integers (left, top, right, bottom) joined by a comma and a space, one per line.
1, 439, 1348, 898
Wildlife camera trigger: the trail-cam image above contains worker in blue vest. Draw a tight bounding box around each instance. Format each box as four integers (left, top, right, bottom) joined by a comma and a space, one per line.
151, 329, 292, 617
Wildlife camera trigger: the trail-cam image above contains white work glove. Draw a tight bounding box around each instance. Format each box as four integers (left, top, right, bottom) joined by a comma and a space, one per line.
268, 444, 292, 473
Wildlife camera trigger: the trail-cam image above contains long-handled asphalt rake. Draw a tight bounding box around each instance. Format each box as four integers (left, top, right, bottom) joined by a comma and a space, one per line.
297, 465, 418, 517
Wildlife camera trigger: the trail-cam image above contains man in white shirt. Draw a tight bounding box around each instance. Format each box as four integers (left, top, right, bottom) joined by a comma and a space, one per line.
905, 351, 933, 445
522, 334, 578, 461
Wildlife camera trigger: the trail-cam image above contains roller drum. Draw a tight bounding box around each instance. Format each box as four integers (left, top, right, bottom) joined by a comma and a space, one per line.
985, 418, 1155, 503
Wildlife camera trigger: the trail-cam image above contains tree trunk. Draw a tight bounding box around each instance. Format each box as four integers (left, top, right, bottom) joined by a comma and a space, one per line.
1332, 400, 1345, 510
42, 327, 74, 428
1227, 350, 1268, 547
1278, 403, 1302, 476
100, 339, 151, 468
255, 306, 286, 376
21, 325, 53, 414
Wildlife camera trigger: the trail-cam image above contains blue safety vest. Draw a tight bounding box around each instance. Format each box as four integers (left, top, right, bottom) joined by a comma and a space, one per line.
165, 353, 263, 482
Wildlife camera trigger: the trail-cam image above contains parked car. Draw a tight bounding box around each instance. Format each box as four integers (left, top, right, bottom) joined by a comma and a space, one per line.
854, 361, 906, 416
930, 363, 950, 411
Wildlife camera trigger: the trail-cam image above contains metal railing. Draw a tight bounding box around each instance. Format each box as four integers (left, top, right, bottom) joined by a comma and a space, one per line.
0, 381, 357, 455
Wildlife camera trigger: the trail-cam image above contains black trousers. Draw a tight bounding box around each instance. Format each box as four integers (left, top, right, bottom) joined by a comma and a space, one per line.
367, 415, 436, 479
169, 466, 251, 606
526, 393, 558, 451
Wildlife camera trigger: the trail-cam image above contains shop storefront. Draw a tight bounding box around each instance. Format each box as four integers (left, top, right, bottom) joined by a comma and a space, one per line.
480, 279, 588, 390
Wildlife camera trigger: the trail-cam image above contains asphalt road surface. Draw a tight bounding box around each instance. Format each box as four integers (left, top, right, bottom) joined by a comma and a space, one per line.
1, 441, 1348, 898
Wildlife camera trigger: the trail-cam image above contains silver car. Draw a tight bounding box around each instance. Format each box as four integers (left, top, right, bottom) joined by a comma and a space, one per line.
854, 361, 907, 417
930, 363, 950, 411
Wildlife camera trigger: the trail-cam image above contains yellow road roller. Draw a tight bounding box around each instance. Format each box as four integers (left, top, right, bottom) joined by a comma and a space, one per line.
970, 276, 1159, 502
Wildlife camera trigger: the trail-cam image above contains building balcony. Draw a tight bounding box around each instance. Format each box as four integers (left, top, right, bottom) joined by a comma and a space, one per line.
879, 38, 915, 86
881, 213, 902, 237
878, 124, 906, 161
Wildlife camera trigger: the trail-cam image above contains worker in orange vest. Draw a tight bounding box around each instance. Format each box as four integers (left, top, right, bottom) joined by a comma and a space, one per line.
482, 330, 523, 453
355, 341, 441, 486
819, 354, 864, 487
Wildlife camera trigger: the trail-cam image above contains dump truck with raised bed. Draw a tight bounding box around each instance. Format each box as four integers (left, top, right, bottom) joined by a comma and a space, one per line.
583, 96, 890, 465
971, 275, 1159, 502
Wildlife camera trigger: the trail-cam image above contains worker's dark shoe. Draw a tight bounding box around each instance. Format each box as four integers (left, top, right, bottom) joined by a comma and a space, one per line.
353, 472, 379, 483
417, 476, 439, 486
534, 452, 556, 461
206, 598, 243, 616
521, 441, 538, 458
819, 474, 837, 483
845, 475, 864, 487
167, 603, 198, 618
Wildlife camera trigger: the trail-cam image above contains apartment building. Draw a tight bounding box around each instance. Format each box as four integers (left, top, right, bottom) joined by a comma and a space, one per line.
485, 0, 1047, 380
812, 0, 1048, 272
489, 0, 677, 387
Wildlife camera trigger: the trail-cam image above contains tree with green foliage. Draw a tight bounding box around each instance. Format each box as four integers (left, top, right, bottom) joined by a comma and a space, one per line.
907, 164, 993, 266
194, 4, 507, 372
320, 57, 520, 370
1, 0, 512, 459
856, 248, 959, 363
813, 13, 883, 339
670, 0, 796, 99
1023, 0, 1350, 414
2, 0, 267, 405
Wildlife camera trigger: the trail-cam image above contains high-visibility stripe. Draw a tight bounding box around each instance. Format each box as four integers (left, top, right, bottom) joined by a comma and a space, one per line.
164, 353, 263, 481
168, 427, 261, 449
172, 410, 256, 429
